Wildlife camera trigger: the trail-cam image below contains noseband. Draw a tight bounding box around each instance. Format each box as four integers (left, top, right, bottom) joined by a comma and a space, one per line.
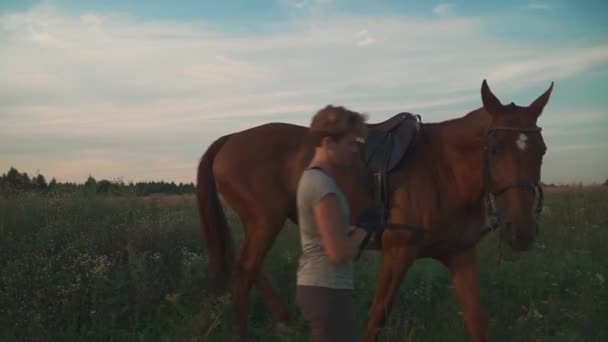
480, 126, 544, 235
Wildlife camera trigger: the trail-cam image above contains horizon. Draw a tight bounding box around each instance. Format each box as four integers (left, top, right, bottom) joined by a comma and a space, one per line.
2, 165, 605, 187
1, 0, 607, 185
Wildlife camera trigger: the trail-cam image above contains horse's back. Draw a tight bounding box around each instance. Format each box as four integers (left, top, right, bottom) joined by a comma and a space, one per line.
213, 122, 313, 195
217, 122, 309, 164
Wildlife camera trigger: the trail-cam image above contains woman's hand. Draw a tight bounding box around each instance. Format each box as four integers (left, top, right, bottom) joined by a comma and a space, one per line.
355, 207, 385, 242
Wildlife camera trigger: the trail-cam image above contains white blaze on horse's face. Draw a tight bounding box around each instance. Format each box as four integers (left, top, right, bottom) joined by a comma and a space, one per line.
516, 133, 528, 151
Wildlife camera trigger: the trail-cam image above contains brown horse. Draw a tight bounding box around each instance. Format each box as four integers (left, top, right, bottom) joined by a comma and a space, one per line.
196, 79, 553, 341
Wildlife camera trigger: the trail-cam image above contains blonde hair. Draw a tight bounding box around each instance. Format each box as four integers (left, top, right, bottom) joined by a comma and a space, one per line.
309, 105, 368, 146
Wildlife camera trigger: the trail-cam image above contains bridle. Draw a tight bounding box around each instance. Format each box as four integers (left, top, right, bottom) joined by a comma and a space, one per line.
480, 125, 545, 236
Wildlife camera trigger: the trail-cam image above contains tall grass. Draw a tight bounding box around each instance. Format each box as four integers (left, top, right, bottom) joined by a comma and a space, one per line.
1, 186, 606, 341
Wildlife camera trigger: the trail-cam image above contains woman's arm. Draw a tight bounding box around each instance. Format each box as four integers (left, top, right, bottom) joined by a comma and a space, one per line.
314, 193, 368, 264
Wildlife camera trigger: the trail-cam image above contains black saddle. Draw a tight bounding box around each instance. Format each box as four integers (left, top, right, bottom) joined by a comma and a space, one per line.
356, 112, 421, 248
362, 112, 421, 174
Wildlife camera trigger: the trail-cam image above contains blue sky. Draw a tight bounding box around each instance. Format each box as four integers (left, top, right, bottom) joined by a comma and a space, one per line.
1, 0, 607, 184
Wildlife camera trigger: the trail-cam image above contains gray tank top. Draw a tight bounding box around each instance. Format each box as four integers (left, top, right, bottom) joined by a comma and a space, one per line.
296, 168, 353, 289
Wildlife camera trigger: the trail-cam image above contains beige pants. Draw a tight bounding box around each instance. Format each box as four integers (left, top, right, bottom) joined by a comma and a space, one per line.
296, 285, 357, 342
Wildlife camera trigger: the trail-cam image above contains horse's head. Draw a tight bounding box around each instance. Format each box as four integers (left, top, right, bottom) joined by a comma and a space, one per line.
480, 79, 553, 251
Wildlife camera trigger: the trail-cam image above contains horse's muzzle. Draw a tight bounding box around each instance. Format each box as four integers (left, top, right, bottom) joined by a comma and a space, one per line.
501, 221, 539, 251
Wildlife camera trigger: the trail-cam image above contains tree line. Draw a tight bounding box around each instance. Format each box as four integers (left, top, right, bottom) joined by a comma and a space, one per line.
0, 167, 196, 196
2, 166, 606, 196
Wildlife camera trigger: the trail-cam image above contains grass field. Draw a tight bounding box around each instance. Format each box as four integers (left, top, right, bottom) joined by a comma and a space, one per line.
1, 186, 606, 341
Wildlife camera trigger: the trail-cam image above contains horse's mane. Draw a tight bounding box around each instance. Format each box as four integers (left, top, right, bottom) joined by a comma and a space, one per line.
394, 107, 492, 222
422, 107, 490, 137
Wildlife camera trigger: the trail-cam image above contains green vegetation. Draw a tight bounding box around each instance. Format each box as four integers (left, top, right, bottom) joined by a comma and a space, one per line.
1, 186, 606, 341
1, 167, 195, 196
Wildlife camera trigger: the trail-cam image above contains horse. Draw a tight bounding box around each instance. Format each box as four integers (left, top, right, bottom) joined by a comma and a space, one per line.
196, 79, 553, 341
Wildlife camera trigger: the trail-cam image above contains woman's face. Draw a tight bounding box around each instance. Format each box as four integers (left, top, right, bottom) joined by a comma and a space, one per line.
326, 132, 361, 167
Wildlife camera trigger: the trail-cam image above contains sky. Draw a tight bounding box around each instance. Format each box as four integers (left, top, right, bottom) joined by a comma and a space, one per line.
1, 0, 607, 185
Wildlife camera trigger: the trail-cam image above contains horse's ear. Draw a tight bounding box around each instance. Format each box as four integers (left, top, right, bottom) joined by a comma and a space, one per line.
528, 81, 554, 118
481, 79, 503, 115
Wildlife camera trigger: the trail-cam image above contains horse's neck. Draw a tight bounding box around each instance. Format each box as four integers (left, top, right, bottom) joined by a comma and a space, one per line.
423, 110, 489, 208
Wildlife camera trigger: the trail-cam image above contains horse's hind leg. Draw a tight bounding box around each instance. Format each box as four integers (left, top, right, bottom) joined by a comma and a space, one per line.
255, 273, 291, 332
232, 215, 286, 341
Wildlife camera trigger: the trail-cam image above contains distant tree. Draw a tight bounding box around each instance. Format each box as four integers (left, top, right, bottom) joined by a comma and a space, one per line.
47, 178, 58, 193
84, 175, 97, 194
0, 172, 5, 193
85, 175, 97, 188
6, 167, 20, 188
5, 167, 32, 191
604, 178, 608, 186
22, 172, 31, 189
96, 180, 112, 194
34, 174, 48, 190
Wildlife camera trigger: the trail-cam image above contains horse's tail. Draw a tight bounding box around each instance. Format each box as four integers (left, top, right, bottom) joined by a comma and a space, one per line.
196, 134, 233, 293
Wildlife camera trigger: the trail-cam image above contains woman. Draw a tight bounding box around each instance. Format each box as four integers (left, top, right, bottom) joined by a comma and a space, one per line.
295, 104, 374, 342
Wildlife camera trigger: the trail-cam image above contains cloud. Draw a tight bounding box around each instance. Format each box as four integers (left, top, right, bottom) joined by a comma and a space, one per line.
433, 3, 454, 16
356, 29, 375, 47
1, 5, 607, 183
485, 45, 608, 90
281, 0, 333, 11
527, 2, 551, 10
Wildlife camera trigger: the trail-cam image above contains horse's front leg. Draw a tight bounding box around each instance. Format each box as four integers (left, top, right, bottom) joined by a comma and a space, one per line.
441, 248, 488, 342
363, 246, 417, 342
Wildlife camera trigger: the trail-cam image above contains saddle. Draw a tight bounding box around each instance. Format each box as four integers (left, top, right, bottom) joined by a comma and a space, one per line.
363, 112, 420, 173
359, 112, 421, 236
